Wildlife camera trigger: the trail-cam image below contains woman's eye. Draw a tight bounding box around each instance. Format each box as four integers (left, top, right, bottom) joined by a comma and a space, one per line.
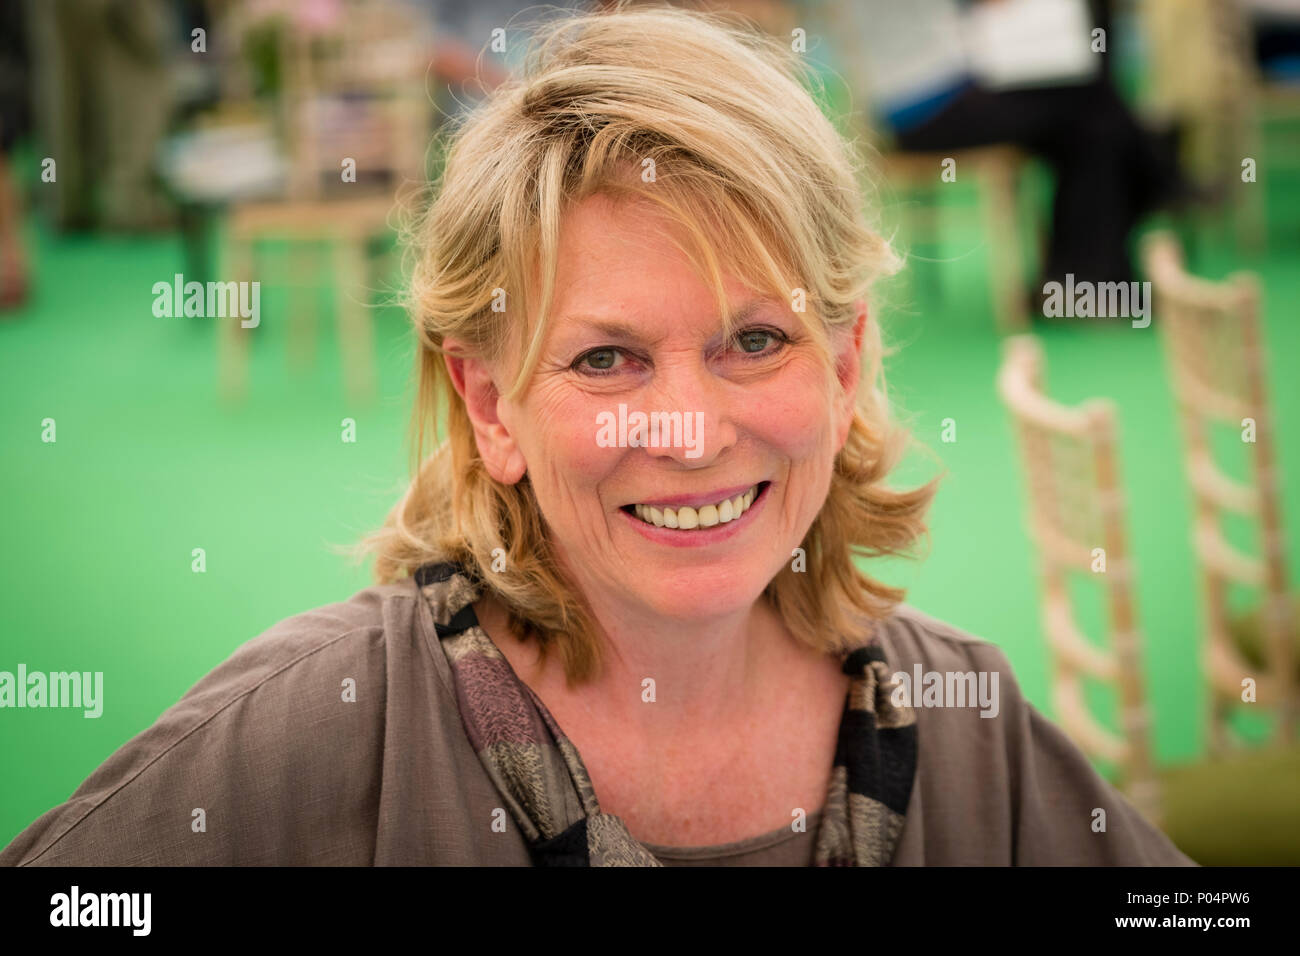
574, 348, 624, 374
572, 330, 785, 375
733, 329, 785, 355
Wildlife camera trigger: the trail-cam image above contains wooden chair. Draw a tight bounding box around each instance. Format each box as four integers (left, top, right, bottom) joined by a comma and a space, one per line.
217, 0, 431, 402
1142, 230, 1298, 751
996, 335, 1161, 823
1141, 0, 1300, 253
841, 76, 1032, 336
1241, 82, 1300, 251
998, 334, 1300, 863
876, 145, 1031, 336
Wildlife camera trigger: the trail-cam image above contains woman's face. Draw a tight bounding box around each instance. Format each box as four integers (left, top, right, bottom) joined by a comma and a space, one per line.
467, 193, 865, 625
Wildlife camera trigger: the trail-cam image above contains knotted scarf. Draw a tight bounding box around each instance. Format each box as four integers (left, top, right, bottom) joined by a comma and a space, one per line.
415, 561, 917, 866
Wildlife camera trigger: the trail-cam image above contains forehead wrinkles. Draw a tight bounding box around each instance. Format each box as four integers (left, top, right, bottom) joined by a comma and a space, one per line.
507, 190, 818, 398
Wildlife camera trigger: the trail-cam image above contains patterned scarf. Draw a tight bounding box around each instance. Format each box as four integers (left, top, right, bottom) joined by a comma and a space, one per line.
415, 561, 918, 866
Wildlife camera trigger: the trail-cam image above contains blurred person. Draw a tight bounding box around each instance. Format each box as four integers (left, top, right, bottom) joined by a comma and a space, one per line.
417, 0, 592, 125
1248, 0, 1300, 81
0, 154, 26, 311
0, 153, 26, 311
1, 4, 1195, 867
25, 0, 178, 231
423, 0, 514, 100
824, 0, 1194, 300
0, 0, 30, 310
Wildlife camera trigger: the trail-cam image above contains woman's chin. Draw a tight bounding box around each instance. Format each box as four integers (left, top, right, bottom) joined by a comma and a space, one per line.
613, 572, 768, 623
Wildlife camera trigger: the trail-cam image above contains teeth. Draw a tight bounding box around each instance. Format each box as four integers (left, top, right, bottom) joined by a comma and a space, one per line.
630, 484, 761, 530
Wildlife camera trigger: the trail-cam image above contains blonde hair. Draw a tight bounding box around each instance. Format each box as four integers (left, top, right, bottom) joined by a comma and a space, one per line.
360, 1, 937, 685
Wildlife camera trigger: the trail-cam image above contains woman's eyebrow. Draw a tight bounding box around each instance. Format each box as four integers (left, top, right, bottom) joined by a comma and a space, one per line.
556, 300, 771, 342
556, 317, 646, 343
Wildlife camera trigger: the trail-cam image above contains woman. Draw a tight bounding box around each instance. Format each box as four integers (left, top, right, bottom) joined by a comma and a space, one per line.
1, 4, 1193, 866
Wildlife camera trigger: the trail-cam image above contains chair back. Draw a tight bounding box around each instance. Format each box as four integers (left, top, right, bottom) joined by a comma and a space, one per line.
998, 335, 1161, 820
223, 0, 431, 203
1143, 231, 1296, 746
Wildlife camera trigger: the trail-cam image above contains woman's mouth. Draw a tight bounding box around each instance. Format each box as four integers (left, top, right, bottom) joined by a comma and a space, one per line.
620, 481, 770, 530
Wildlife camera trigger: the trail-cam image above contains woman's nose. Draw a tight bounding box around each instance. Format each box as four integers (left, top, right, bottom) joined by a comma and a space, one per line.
639, 357, 739, 465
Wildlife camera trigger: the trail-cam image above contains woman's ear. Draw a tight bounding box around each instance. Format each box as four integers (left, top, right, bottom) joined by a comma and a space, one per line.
831, 301, 869, 451
442, 339, 528, 485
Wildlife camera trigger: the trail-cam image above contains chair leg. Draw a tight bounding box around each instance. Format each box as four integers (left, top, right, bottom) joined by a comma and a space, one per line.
287, 242, 317, 370
219, 236, 253, 401
1235, 168, 1268, 255
1235, 102, 1268, 255
980, 164, 1029, 334
1207, 693, 1230, 758
332, 238, 375, 403
916, 188, 945, 308
889, 185, 943, 315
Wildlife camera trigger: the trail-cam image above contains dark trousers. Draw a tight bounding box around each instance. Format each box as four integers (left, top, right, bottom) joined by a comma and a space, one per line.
894, 80, 1182, 286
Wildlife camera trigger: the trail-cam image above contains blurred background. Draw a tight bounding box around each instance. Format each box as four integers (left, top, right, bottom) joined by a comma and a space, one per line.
0, 0, 1297, 863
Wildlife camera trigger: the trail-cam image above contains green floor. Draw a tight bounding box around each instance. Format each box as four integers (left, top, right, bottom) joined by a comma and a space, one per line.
1, 170, 1297, 851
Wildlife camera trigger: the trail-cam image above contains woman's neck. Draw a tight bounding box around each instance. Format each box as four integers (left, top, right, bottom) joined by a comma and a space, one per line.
474, 590, 820, 740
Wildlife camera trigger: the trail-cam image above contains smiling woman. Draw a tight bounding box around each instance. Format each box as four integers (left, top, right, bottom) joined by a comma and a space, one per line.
372, 6, 934, 692
1, 2, 1196, 868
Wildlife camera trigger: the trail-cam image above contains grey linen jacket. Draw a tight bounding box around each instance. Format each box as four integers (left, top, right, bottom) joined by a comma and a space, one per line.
0, 577, 1197, 866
